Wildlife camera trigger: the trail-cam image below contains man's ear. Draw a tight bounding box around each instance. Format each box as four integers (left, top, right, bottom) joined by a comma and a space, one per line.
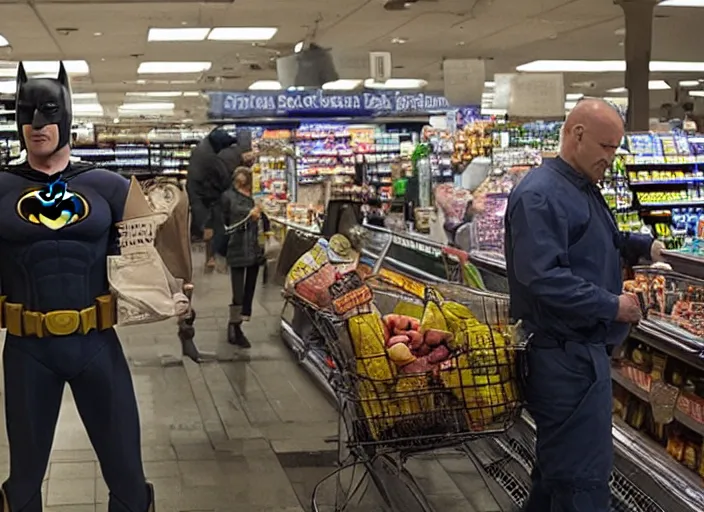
573, 125, 584, 141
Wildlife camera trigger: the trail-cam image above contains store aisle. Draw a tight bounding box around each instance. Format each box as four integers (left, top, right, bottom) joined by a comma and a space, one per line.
0, 248, 502, 512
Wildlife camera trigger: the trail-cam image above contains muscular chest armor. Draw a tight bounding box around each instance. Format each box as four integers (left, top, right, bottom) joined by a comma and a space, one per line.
0, 166, 127, 312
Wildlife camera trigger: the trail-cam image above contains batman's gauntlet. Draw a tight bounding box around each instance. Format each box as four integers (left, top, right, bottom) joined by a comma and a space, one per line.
107, 181, 189, 325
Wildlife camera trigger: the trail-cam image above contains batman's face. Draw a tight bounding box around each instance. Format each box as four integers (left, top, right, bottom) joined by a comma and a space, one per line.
15, 62, 73, 156
16, 180, 89, 230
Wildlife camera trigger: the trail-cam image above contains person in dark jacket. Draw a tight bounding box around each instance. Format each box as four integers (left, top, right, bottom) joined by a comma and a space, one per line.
221, 167, 262, 348
504, 99, 664, 512
186, 128, 236, 270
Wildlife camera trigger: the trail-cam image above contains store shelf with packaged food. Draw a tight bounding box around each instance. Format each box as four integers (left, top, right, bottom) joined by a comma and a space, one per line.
71, 127, 205, 179
250, 127, 295, 219
618, 132, 704, 251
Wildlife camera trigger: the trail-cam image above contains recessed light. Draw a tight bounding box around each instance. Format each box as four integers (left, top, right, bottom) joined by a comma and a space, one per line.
94, 32, 102, 37
659, 0, 704, 6
119, 102, 175, 111
614, 28, 626, 36
517, 60, 704, 73
101, 58, 106, 62
322, 80, 362, 91
456, 41, 466, 46
566, 93, 584, 101
0, 60, 90, 78
607, 80, 671, 93
147, 28, 209, 42
248, 80, 282, 91
294, 41, 304, 53
391, 37, 408, 44
689, 91, 704, 97
137, 62, 212, 74
126, 91, 183, 97
364, 78, 427, 90
680, 80, 701, 87
208, 27, 278, 41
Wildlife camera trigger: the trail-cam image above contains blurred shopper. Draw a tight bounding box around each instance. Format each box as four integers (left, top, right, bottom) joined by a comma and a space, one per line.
504, 98, 665, 512
186, 127, 236, 271
222, 167, 263, 348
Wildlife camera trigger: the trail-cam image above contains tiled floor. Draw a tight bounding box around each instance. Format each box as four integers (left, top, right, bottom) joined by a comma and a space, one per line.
0, 250, 504, 512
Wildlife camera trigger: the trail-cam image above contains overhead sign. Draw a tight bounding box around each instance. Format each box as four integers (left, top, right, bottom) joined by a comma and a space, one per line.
493, 73, 565, 119
443, 59, 485, 107
208, 90, 456, 118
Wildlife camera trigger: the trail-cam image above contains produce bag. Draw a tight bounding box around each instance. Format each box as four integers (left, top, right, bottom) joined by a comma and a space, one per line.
108, 177, 189, 325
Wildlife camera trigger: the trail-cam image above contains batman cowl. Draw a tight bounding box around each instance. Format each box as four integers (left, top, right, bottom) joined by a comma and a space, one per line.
15, 61, 73, 154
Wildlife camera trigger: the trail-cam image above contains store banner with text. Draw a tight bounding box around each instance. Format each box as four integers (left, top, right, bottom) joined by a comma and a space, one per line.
208, 90, 461, 118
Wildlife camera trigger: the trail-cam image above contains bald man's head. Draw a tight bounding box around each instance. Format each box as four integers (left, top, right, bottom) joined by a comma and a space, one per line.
560, 98, 624, 183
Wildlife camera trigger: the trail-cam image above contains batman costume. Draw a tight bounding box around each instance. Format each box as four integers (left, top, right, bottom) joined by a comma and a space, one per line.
0, 63, 154, 511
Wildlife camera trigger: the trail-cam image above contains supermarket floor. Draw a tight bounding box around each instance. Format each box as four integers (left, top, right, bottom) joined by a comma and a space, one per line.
0, 249, 504, 512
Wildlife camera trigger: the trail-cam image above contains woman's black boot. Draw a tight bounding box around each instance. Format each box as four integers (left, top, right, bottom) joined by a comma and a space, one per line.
228, 305, 251, 348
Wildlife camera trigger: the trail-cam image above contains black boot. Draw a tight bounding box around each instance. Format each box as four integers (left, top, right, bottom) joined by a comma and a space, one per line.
227, 305, 251, 348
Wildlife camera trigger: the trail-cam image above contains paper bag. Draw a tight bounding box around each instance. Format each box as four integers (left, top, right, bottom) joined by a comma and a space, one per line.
108, 177, 188, 325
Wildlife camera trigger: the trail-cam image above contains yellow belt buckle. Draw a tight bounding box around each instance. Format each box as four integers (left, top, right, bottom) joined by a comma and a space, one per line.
44, 310, 80, 336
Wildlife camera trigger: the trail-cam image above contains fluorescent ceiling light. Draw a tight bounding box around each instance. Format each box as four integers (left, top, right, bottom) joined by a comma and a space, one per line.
689, 90, 704, 97
138, 62, 211, 74
0, 60, 90, 78
566, 93, 584, 100
565, 101, 578, 110
73, 104, 104, 115
364, 78, 428, 90
322, 79, 362, 91
484, 81, 496, 88
481, 107, 507, 116
680, 80, 701, 87
208, 27, 278, 41
126, 91, 183, 97
659, 1, 704, 7
0, 34, 8, 47
249, 80, 282, 91
148, 28, 209, 42
607, 80, 671, 93
518, 60, 704, 73
0, 80, 14, 93
182, 91, 202, 97
73, 93, 98, 101
119, 102, 175, 111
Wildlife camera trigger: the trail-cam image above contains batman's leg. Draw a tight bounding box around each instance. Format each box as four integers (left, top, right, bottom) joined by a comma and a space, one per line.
69, 331, 151, 512
2, 338, 65, 512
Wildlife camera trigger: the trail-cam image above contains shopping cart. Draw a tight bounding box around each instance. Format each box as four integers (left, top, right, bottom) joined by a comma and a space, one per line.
283, 255, 528, 512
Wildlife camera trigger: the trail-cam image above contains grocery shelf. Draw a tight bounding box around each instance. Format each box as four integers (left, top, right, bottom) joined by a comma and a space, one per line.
662, 250, 704, 281
612, 417, 704, 512
632, 323, 704, 373
674, 407, 704, 438
612, 367, 650, 403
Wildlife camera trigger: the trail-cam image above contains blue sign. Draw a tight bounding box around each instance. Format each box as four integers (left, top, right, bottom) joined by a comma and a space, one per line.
208, 90, 457, 119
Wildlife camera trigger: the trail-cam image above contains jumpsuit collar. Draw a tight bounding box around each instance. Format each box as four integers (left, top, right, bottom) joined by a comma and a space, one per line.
549, 156, 592, 190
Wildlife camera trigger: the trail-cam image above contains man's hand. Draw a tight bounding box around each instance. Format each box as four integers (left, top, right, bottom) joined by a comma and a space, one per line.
616, 293, 642, 324
651, 240, 666, 262
202, 228, 214, 241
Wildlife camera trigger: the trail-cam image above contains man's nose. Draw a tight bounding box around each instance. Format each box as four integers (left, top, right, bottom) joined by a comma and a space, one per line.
31, 110, 50, 130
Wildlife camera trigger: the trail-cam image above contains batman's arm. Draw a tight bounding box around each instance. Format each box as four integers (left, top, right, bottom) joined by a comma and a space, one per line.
107, 174, 131, 255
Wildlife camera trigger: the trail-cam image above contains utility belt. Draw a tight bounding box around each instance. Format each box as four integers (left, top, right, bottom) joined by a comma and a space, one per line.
0, 294, 116, 338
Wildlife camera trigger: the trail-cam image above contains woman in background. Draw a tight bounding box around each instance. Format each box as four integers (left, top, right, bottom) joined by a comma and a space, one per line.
221, 166, 262, 348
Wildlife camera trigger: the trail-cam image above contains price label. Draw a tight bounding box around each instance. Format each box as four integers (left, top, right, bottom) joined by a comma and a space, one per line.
329, 272, 373, 316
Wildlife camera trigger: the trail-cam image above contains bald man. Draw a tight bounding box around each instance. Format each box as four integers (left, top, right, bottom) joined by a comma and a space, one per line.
504, 99, 664, 512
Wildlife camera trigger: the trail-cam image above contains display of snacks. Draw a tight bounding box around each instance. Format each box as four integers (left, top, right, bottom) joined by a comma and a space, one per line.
625, 268, 704, 346
283, 236, 524, 449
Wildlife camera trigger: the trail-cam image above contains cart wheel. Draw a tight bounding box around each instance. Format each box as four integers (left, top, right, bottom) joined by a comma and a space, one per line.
367, 455, 435, 512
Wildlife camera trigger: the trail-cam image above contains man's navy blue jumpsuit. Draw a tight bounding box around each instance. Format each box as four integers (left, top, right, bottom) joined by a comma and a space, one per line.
504, 157, 652, 512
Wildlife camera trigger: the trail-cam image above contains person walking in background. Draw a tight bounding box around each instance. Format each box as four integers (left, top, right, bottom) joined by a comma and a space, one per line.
222, 167, 263, 348
504, 98, 665, 512
186, 127, 237, 272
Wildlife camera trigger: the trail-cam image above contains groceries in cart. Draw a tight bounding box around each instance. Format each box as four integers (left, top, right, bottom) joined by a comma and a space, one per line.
284, 235, 524, 450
